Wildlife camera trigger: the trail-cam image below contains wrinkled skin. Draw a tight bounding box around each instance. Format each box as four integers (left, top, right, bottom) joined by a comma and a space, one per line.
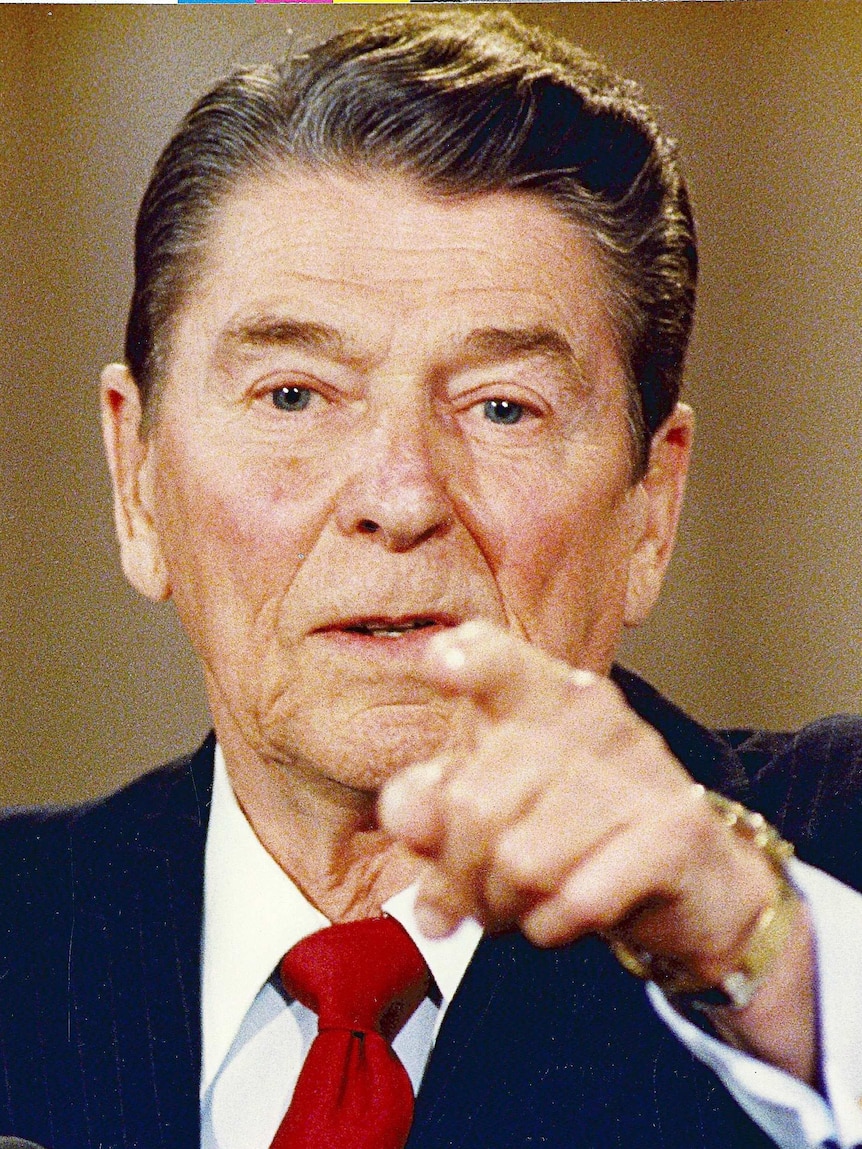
102, 169, 813, 1082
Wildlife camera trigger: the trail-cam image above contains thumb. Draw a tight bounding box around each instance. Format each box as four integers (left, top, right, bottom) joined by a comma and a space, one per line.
378, 757, 447, 855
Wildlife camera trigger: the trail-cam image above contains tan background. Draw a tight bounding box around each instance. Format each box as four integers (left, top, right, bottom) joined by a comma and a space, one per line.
1, 1, 861, 806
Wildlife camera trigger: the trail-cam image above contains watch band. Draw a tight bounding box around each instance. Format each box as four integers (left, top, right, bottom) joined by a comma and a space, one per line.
605, 787, 799, 1010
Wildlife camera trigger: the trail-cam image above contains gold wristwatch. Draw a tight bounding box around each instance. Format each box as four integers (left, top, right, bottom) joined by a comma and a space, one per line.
605, 788, 799, 1010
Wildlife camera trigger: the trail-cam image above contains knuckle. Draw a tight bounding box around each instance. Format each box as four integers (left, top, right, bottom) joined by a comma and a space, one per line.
520, 917, 556, 948
439, 776, 481, 820
492, 831, 560, 892
492, 833, 539, 887
521, 891, 590, 948
583, 673, 622, 705
440, 772, 506, 830
566, 889, 617, 933
609, 716, 659, 758
639, 725, 672, 759
556, 878, 599, 929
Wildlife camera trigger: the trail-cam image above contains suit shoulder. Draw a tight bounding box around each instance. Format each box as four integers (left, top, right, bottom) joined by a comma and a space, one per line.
741, 714, 862, 803
67, 732, 215, 839
739, 715, 862, 886
0, 734, 215, 895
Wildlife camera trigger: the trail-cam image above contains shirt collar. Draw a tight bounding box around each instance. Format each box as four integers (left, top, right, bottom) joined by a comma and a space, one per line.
201, 745, 482, 1094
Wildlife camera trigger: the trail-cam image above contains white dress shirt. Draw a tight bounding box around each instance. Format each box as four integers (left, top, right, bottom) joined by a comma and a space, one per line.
651, 859, 862, 1148
201, 748, 481, 1149
201, 747, 862, 1149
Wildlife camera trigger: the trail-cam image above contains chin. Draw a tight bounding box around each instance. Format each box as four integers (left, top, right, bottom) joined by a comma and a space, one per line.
278, 702, 458, 795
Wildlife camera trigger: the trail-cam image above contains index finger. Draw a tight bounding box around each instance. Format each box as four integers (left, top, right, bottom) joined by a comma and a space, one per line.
417, 620, 601, 722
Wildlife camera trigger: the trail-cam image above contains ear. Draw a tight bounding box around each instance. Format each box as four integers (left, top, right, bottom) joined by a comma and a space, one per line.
623, 402, 694, 628
100, 363, 171, 602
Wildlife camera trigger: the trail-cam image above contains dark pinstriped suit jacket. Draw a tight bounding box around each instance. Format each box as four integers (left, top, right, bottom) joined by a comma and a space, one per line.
1, 669, 860, 1149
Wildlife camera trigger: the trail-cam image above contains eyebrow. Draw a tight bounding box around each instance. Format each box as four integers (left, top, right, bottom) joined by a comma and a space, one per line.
459, 325, 588, 384
215, 315, 356, 365
214, 315, 588, 386
462, 325, 573, 359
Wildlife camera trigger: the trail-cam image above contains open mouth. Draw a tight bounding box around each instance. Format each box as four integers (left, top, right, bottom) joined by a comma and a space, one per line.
342, 617, 441, 639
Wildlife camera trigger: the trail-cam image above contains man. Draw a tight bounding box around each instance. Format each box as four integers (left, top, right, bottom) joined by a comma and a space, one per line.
1, 10, 861, 1149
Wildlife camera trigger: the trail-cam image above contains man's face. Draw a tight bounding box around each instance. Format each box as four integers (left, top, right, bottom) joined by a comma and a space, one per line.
105, 169, 688, 792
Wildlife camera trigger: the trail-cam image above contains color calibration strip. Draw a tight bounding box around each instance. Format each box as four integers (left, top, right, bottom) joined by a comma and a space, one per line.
179, 0, 407, 5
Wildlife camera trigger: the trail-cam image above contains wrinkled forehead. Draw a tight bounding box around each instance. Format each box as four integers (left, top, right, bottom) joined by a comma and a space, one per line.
166, 169, 621, 378
168, 166, 626, 368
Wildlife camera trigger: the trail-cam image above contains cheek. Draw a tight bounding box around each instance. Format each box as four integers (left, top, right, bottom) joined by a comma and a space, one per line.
465, 457, 637, 656
153, 446, 327, 633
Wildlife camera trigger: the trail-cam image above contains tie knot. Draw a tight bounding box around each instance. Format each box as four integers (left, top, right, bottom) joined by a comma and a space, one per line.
280, 917, 430, 1038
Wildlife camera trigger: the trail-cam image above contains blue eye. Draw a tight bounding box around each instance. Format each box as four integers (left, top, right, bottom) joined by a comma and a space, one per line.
483, 398, 524, 425
272, 385, 312, 412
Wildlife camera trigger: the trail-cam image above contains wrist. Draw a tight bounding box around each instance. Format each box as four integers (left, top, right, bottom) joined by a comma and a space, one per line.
606, 787, 799, 1011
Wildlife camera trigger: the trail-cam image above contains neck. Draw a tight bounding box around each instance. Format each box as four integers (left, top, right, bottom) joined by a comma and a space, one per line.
218, 735, 423, 924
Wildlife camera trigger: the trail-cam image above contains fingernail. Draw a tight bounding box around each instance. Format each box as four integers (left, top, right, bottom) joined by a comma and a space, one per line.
380, 773, 413, 834
567, 668, 598, 688
441, 645, 466, 670
455, 620, 486, 642
428, 632, 467, 670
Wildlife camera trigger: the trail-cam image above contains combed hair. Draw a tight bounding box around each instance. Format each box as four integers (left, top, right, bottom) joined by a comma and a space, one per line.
126, 9, 697, 471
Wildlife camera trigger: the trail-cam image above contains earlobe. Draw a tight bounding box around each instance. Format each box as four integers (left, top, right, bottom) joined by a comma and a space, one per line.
100, 363, 171, 602
623, 402, 694, 628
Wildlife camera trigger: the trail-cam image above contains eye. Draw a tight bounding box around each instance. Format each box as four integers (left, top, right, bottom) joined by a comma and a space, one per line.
272, 385, 312, 413
483, 398, 525, 425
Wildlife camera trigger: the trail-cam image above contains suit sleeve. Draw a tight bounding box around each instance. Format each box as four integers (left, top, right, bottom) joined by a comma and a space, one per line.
648, 859, 862, 1149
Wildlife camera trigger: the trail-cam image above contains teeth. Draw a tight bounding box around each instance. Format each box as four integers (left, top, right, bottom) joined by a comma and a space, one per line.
350, 619, 435, 637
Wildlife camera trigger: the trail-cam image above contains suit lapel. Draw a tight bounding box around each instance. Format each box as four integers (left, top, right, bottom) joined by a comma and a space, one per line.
68, 737, 214, 1148
612, 665, 756, 801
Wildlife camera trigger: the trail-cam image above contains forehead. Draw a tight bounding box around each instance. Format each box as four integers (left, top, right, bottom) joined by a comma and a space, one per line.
169, 167, 623, 388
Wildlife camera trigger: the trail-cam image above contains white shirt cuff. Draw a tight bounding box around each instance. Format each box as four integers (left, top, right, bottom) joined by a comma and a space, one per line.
648, 859, 862, 1149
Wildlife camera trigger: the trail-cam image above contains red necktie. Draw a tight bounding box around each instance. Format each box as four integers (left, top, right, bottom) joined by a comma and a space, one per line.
269, 916, 431, 1149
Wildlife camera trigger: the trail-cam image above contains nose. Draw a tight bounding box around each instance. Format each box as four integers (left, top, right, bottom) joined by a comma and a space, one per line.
334, 412, 452, 551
